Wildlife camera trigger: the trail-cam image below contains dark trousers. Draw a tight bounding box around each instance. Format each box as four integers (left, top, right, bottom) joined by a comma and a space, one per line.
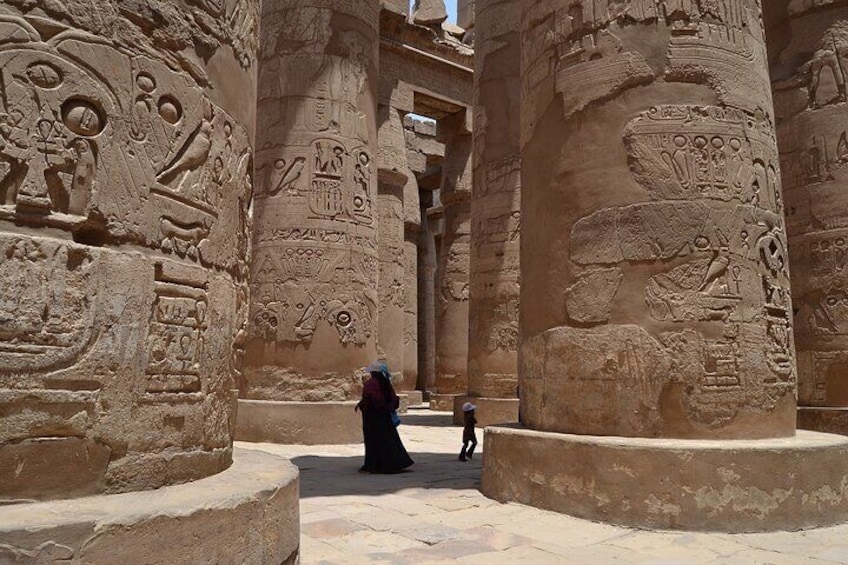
459, 437, 477, 460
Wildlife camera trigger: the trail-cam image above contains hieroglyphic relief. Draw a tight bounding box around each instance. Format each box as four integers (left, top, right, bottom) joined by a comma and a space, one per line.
769, 8, 848, 407
560, 103, 794, 433
0, 3, 255, 499
248, 1, 379, 370
0, 18, 253, 277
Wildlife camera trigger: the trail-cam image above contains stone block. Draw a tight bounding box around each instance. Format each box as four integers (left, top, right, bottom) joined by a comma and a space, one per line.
0, 448, 300, 564
236, 400, 363, 444
482, 426, 848, 532
453, 396, 519, 427
798, 407, 848, 436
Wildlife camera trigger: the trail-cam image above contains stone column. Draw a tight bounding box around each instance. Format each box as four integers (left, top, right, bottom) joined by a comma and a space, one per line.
0, 0, 256, 501
465, 0, 521, 426
404, 171, 422, 403
458, 0, 476, 31
377, 104, 409, 389
483, 0, 848, 532
431, 112, 472, 411
242, 0, 380, 444
767, 2, 848, 434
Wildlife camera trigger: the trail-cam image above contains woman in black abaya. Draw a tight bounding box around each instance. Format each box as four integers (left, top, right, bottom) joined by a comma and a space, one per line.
356, 362, 414, 474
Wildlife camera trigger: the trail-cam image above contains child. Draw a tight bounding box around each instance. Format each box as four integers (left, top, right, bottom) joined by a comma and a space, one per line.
459, 402, 478, 462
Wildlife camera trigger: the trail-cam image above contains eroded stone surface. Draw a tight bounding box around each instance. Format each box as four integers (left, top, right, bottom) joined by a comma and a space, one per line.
519, 0, 795, 439
247, 0, 380, 402
0, 0, 256, 499
466, 0, 520, 414
767, 1, 848, 412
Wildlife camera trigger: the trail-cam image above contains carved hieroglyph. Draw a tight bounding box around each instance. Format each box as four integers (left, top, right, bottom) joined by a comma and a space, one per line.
377, 105, 409, 388
434, 116, 472, 400
769, 3, 848, 408
468, 0, 521, 402
247, 0, 379, 401
0, 0, 257, 500
520, 0, 795, 439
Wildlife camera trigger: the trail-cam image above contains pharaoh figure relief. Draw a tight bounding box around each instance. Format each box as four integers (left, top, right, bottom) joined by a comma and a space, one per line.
0, 0, 256, 500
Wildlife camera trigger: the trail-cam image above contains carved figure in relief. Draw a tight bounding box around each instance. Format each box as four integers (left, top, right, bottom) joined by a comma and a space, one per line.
307, 139, 373, 225
0, 238, 96, 372
807, 21, 848, 108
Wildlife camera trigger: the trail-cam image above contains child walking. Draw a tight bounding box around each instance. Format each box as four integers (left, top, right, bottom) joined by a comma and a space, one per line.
459, 402, 478, 462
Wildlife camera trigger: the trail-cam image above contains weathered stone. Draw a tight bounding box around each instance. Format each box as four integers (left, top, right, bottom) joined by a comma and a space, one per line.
483, 426, 848, 532
0, 0, 256, 500
235, 400, 363, 445
465, 0, 521, 423
766, 0, 848, 431
246, 0, 380, 431
517, 0, 794, 439
378, 105, 409, 386
0, 448, 299, 564
412, 0, 448, 26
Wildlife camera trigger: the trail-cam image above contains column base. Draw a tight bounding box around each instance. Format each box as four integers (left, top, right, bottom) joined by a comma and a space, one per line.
429, 393, 464, 411
405, 390, 424, 405
798, 407, 848, 436
452, 396, 520, 426
236, 400, 363, 445
482, 425, 848, 532
0, 448, 300, 564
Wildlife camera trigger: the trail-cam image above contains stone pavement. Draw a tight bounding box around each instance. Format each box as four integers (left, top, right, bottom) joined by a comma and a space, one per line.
239, 411, 848, 564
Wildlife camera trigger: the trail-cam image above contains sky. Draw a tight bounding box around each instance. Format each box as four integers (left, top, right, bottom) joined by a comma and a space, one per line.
445, 0, 458, 22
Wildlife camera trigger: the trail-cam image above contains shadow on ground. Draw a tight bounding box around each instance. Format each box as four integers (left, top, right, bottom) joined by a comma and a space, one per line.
294, 451, 482, 498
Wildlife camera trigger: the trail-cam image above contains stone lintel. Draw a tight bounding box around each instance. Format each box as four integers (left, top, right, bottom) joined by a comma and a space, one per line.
235, 400, 363, 445
0, 448, 300, 564
482, 426, 848, 532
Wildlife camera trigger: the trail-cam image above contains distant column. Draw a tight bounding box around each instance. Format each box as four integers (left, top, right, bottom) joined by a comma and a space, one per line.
466, 0, 521, 426
404, 171, 422, 399
431, 112, 472, 411
767, 2, 848, 434
377, 104, 409, 387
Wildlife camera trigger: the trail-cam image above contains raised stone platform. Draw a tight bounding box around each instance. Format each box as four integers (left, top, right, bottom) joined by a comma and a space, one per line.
430, 393, 464, 412
236, 400, 363, 445
482, 425, 848, 532
0, 448, 300, 564
452, 396, 519, 426
798, 407, 848, 436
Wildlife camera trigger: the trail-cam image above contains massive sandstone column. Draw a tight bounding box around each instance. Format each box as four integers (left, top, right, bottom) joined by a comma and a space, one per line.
0, 0, 256, 501
0, 1, 300, 562
431, 112, 472, 411
377, 104, 409, 388
766, 1, 848, 434
242, 0, 379, 444
466, 0, 521, 426
483, 0, 848, 532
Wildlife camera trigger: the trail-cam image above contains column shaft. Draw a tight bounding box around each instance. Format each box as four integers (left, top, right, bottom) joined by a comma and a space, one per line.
466, 0, 521, 424
519, 0, 794, 439
248, 0, 380, 402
